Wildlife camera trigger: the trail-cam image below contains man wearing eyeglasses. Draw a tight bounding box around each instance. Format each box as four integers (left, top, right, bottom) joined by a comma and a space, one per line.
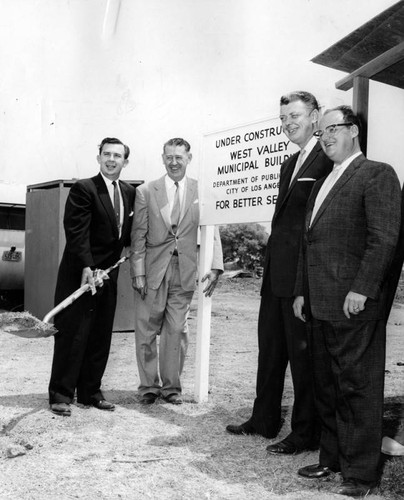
293, 105, 401, 497
226, 91, 332, 454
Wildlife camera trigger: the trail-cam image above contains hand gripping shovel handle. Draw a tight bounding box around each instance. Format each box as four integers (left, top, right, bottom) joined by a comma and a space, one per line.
43, 255, 129, 324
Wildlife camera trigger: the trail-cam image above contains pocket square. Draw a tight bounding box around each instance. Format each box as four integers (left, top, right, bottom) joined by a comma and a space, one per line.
129, 211, 134, 216
297, 178, 316, 182
193, 199, 199, 204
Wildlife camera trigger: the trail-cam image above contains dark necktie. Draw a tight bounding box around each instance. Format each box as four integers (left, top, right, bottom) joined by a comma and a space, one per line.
112, 180, 121, 229
171, 182, 180, 233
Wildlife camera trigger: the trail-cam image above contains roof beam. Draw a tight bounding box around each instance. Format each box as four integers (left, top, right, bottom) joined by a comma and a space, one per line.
336, 41, 404, 91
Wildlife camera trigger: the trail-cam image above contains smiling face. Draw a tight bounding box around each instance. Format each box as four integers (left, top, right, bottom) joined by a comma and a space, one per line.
97, 143, 128, 181
318, 110, 359, 164
279, 99, 318, 148
162, 144, 192, 181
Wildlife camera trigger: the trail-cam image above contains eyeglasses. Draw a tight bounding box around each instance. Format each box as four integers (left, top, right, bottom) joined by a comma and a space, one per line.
279, 107, 316, 123
313, 122, 353, 140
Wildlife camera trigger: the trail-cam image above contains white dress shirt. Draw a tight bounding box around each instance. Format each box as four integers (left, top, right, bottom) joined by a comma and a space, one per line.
100, 172, 124, 235
310, 151, 362, 226
165, 175, 186, 214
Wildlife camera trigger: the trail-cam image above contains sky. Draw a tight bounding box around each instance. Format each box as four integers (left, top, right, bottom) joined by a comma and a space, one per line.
0, 0, 400, 202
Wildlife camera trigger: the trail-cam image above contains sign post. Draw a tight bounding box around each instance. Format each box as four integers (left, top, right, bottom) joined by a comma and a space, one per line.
194, 225, 214, 402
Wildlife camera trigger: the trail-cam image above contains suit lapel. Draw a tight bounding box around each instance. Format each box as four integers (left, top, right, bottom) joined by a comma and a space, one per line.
274, 143, 323, 221
119, 180, 132, 239
273, 154, 298, 220
290, 142, 323, 188
154, 176, 172, 232
309, 154, 365, 229
180, 178, 197, 224
305, 179, 325, 231
93, 173, 119, 237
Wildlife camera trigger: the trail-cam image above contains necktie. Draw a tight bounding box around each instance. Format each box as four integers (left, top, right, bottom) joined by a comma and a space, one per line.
171, 182, 180, 233
112, 180, 121, 229
289, 149, 306, 186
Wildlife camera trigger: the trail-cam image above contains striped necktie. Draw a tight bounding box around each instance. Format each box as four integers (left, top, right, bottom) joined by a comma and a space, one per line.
171, 182, 180, 233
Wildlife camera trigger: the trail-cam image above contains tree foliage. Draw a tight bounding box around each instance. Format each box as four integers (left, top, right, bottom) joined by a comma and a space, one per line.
219, 223, 269, 270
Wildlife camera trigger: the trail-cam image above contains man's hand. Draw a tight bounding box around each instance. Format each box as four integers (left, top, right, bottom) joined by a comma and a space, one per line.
343, 291, 367, 319
132, 275, 147, 300
81, 267, 97, 295
293, 296, 306, 322
93, 269, 110, 288
201, 269, 221, 297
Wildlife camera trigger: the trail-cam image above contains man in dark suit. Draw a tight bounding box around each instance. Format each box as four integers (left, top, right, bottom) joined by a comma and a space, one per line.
48, 137, 135, 417
294, 106, 401, 497
226, 91, 332, 453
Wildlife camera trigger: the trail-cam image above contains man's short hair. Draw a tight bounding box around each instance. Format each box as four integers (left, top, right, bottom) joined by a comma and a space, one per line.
280, 91, 319, 112
324, 105, 361, 138
99, 137, 130, 159
163, 138, 191, 153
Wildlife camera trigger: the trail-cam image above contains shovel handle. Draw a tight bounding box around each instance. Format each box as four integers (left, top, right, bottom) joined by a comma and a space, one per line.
43, 284, 90, 323
43, 255, 129, 324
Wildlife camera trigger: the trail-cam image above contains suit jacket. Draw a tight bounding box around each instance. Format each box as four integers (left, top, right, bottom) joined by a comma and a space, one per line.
130, 175, 223, 292
384, 184, 404, 319
261, 141, 333, 297
295, 154, 401, 321
55, 173, 135, 302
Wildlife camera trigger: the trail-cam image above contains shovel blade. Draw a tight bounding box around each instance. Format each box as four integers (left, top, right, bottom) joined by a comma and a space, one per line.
0, 312, 58, 338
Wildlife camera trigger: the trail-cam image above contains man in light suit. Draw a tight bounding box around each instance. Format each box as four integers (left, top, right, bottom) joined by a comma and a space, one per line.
49, 137, 135, 416
130, 137, 223, 405
293, 106, 401, 497
227, 91, 332, 454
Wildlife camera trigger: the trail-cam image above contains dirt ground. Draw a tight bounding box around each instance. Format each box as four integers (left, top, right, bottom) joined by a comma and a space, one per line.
1, 277, 404, 500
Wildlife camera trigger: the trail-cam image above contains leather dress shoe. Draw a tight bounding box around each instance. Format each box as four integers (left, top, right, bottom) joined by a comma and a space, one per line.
92, 400, 115, 411
139, 392, 158, 405
298, 463, 335, 478
164, 394, 183, 405
267, 439, 301, 455
267, 437, 318, 455
334, 478, 375, 497
226, 421, 257, 436
50, 402, 71, 417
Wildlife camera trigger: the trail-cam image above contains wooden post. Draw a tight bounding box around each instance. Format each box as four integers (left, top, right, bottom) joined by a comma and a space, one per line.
352, 76, 369, 156
194, 225, 214, 402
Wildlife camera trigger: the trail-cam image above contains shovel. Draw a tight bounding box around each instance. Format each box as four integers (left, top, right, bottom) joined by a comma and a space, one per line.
0, 255, 129, 339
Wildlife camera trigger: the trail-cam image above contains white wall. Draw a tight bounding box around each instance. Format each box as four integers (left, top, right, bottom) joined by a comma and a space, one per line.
367, 81, 404, 185
0, 0, 398, 196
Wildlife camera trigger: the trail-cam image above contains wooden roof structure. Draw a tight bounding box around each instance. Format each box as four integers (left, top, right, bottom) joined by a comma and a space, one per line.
311, 0, 404, 153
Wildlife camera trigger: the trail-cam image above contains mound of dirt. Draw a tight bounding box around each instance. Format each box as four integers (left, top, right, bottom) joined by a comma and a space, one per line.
0, 311, 57, 338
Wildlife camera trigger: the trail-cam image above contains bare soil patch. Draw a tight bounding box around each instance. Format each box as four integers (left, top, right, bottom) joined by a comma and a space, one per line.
0, 277, 403, 499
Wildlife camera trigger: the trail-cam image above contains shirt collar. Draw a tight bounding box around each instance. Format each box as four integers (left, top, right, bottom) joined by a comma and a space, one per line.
165, 175, 187, 190
301, 135, 317, 157
334, 151, 362, 171
100, 172, 118, 187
